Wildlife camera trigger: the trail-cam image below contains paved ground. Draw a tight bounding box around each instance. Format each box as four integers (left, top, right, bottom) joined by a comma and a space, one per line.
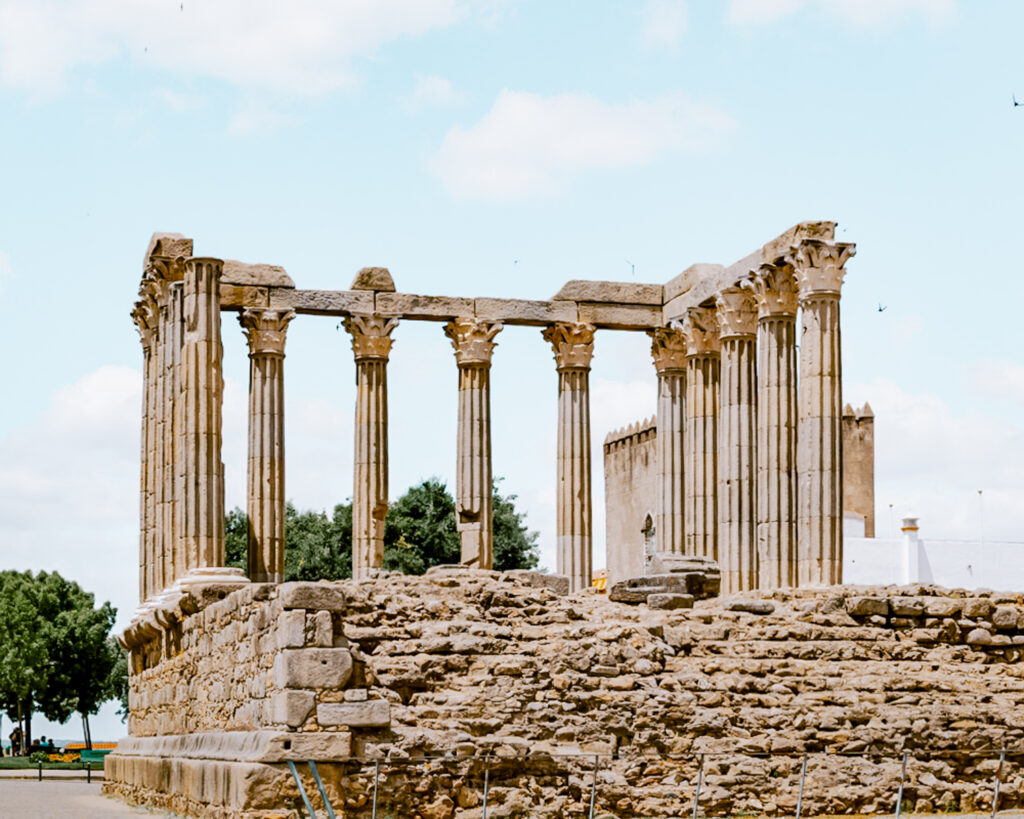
0, 781, 177, 818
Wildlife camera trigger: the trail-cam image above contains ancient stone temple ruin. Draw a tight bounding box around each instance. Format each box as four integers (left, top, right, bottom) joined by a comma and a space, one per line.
102, 224, 1024, 816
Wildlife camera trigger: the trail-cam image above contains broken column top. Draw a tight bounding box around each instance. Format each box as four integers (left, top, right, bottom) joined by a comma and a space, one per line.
350, 267, 395, 292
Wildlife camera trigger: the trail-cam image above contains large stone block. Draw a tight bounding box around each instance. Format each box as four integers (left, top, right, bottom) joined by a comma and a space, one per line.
501, 570, 570, 596
277, 609, 306, 648
274, 648, 353, 689
271, 690, 315, 728
278, 582, 347, 612
609, 571, 718, 604
317, 700, 391, 728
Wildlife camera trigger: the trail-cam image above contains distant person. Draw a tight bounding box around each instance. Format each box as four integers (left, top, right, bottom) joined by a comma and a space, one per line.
9, 726, 22, 756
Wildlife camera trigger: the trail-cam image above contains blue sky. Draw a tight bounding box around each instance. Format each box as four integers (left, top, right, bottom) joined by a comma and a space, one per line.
1, 0, 1023, 739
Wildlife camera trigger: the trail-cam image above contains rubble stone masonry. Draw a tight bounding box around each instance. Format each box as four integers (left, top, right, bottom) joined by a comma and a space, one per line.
107, 569, 1024, 817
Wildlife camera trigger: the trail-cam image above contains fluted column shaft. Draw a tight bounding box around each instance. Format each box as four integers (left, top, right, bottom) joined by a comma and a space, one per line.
344, 315, 398, 580
168, 284, 184, 584
795, 241, 855, 586
544, 323, 595, 592
649, 328, 688, 556
180, 258, 226, 573
751, 265, 799, 589
132, 287, 158, 601
446, 318, 502, 569
241, 309, 295, 583
682, 307, 720, 560
716, 289, 758, 593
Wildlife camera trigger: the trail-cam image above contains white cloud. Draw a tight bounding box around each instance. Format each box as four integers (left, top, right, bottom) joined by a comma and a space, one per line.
845, 376, 1024, 542
967, 359, 1024, 408
642, 0, 687, 48
151, 86, 201, 114
728, 0, 955, 28
0, 0, 460, 96
404, 74, 464, 112
227, 99, 294, 136
0, 250, 10, 287
430, 90, 733, 201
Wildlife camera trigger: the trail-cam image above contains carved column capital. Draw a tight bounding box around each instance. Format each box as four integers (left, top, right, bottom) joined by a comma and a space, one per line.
648, 326, 688, 373
444, 318, 503, 366
681, 306, 720, 356
343, 314, 399, 362
132, 290, 159, 351
543, 322, 595, 370
747, 263, 799, 318
146, 255, 186, 283
791, 240, 856, 299
715, 287, 757, 339
239, 308, 295, 357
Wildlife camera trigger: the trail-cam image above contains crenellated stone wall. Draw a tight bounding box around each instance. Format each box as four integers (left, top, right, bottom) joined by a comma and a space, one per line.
108, 569, 1024, 817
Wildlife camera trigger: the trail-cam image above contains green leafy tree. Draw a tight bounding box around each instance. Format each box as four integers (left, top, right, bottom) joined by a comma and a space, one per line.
492, 480, 540, 571
105, 638, 129, 721
0, 571, 118, 751
224, 477, 538, 582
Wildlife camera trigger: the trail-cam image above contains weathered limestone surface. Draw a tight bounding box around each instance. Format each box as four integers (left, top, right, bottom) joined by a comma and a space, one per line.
751, 263, 800, 589
648, 327, 687, 559
843, 402, 875, 536
543, 322, 595, 593
682, 306, 720, 561
715, 288, 757, 593
445, 317, 502, 569
794, 241, 856, 586
602, 420, 657, 587
343, 314, 398, 580
239, 308, 294, 583
109, 573, 1024, 817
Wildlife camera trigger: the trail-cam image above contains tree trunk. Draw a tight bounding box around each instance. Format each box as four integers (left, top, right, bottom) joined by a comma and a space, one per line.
81, 712, 92, 751
23, 699, 32, 751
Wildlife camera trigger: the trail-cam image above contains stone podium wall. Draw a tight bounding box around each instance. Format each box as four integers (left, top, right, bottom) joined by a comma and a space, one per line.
108, 569, 1024, 817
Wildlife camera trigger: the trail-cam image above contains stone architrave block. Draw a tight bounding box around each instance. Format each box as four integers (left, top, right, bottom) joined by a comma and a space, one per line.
924, 598, 961, 617
609, 572, 717, 604
277, 610, 306, 648
274, 648, 352, 689
271, 690, 315, 728
312, 610, 334, 646
502, 570, 570, 596
647, 593, 694, 610
847, 597, 890, 617
278, 582, 347, 612
890, 598, 925, 617
317, 700, 391, 729
963, 598, 993, 619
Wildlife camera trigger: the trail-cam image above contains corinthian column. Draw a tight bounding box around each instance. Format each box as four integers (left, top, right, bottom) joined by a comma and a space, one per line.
542, 322, 595, 592
343, 314, 399, 580
648, 326, 688, 556
682, 307, 720, 560
131, 284, 158, 602
715, 288, 757, 592
749, 264, 799, 589
793, 240, 856, 586
179, 258, 233, 582
445, 318, 502, 569
240, 308, 295, 583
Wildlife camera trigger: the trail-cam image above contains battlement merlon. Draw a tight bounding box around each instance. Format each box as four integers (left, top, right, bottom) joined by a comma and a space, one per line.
139, 221, 850, 331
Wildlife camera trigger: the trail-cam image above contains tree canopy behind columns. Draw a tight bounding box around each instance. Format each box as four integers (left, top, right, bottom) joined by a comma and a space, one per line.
226, 477, 539, 580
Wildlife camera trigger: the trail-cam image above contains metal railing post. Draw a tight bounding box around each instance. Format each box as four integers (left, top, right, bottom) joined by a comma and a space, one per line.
894, 752, 908, 819
482, 754, 491, 819
795, 753, 808, 819
37, 760, 42, 781
692, 754, 705, 819
992, 750, 1006, 818
307, 761, 336, 819
287, 759, 318, 819
371, 759, 380, 819
86, 761, 91, 784
589, 754, 599, 819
